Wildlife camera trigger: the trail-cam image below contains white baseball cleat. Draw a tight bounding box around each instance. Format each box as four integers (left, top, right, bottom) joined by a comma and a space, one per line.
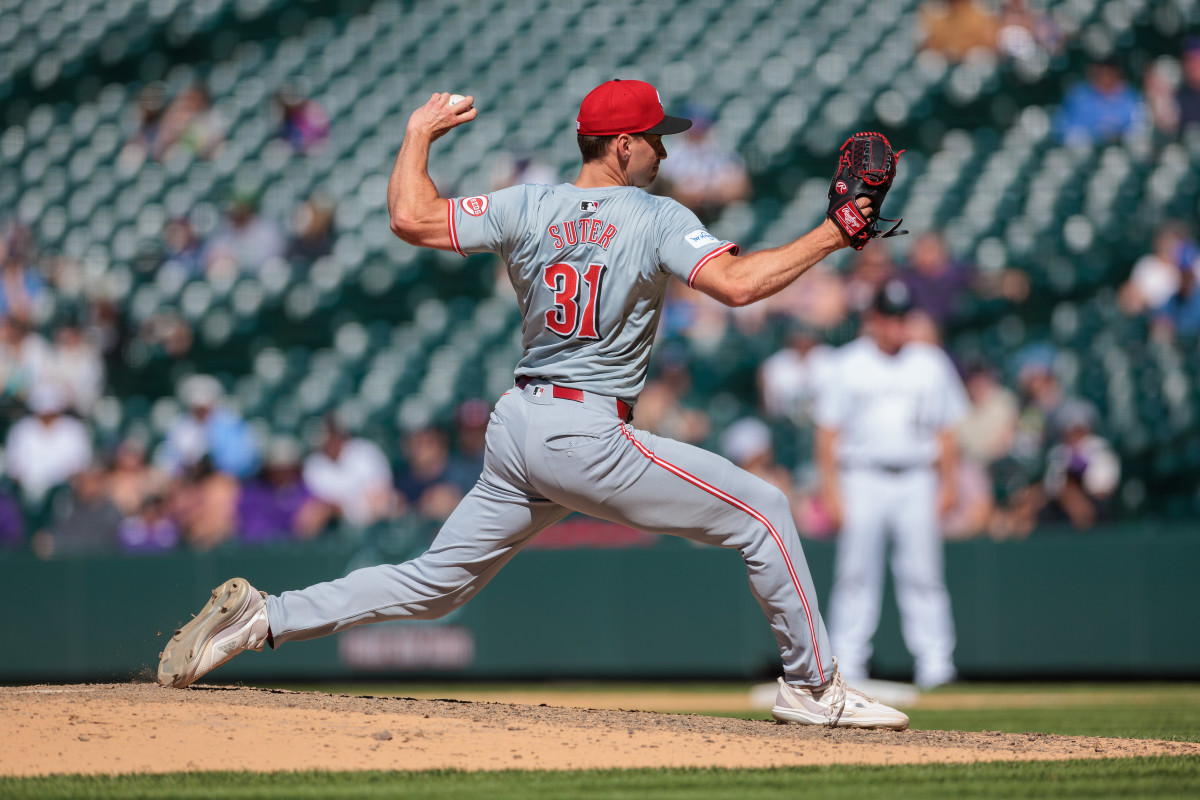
771, 661, 910, 730
157, 577, 270, 689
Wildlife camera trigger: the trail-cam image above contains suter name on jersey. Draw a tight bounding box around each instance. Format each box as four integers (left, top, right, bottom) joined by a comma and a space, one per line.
547, 218, 619, 250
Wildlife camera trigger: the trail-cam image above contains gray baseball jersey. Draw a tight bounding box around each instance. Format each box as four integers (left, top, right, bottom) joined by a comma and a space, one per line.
263, 181, 835, 687
447, 184, 737, 401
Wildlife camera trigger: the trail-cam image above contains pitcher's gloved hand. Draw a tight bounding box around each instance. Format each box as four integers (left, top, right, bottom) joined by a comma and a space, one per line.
827, 131, 908, 250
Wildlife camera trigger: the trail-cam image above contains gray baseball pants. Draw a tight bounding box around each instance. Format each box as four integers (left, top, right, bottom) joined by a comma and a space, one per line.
266, 379, 834, 686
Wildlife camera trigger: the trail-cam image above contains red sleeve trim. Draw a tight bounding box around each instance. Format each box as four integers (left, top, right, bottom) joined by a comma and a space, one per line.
447, 198, 466, 257
687, 242, 739, 288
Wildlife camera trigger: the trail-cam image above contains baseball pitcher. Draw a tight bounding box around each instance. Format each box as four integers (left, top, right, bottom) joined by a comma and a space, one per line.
157, 80, 908, 729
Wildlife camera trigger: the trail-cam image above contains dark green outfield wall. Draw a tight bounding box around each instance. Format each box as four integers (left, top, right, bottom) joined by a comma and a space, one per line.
2, 527, 1197, 682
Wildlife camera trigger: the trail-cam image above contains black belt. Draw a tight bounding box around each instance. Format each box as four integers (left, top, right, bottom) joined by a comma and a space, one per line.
844, 463, 929, 474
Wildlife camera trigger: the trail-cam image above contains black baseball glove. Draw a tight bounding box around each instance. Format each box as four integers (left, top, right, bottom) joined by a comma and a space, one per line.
827, 131, 907, 250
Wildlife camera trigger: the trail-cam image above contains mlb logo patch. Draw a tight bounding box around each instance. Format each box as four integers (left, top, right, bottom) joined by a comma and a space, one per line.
580, 200, 601, 213
532, 386, 546, 398
685, 228, 718, 249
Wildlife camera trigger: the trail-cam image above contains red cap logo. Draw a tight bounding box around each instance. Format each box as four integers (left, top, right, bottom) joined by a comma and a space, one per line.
576, 79, 692, 137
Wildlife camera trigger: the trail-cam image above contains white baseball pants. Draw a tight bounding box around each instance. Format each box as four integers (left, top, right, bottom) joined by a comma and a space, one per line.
827, 466, 956, 687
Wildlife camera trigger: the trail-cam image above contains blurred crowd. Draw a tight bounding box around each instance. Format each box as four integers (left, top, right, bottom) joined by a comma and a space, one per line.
0, 365, 496, 557
646, 228, 1122, 543
921, 0, 1200, 146
10, 34, 1200, 558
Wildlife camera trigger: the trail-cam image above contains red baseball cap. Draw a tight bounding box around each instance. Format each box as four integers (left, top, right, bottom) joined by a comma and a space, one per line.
576, 79, 692, 136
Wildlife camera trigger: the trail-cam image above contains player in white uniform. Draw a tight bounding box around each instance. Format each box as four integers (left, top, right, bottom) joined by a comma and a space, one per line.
815, 280, 967, 689
157, 80, 908, 729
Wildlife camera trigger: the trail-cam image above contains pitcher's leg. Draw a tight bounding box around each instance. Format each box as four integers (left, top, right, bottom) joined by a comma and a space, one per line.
268, 480, 570, 644
533, 421, 833, 686
827, 469, 889, 683
891, 470, 956, 686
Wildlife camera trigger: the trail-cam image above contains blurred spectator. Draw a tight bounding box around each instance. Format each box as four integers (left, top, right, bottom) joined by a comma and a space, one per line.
792, 465, 838, 539
632, 350, 711, 445
1145, 58, 1181, 137
35, 320, 105, 415
1177, 39, 1200, 132
0, 487, 24, 548
941, 457, 995, 540
106, 437, 169, 517
900, 232, 974, 328
276, 85, 331, 155
0, 226, 48, 325
720, 417, 795, 503
906, 309, 943, 346
157, 375, 260, 479
162, 217, 205, 275
0, 317, 50, 407
158, 85, 224, 161
171, 458, 239, 551
657, 105, 750, 224
844, 244, 897, 315
118, 494, 180, 553
660, 281, 731, 354
36, 467, 123, 558
4, 384, 92, 503
137, 311, 194, 360
202, 192, 286, 278
986, 345, 1079, 539
238, 437, 334, 544
759, 323, 835, 424
82, 297, 131, 372
1054, 59, 1146, 146
0, 482, 25, 548
447, 399, 492, 494
490, 149, 560, 190
1041, 400, 1120, 530
958, 365, 1020, 466
1118, 221, 1196, 316
287, 196, 337, 265
996, 0, 1063, 62
920, 0, 1000, 63
303, 417, 395, 527
118, 82, 168, 169
396, 427, 464, 521
1151, 259, 1200, 343
122, 83, 223, 168
763, 262, 849, 330
1011, 345, 1068, 459
635, 379, 711, 446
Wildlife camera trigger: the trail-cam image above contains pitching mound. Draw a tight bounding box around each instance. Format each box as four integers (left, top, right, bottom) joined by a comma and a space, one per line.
2, 684, 1196, 775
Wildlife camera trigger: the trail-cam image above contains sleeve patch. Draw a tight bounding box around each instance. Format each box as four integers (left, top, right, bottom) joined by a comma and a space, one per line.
460, 195, 489, 217
684, 228, 718, 249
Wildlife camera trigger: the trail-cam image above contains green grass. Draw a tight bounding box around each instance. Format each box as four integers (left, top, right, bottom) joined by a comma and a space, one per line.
3, 758, 1198, 799
905, 707, 1200, 744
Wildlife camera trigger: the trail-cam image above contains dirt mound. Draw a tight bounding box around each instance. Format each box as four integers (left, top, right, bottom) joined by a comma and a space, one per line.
2, 684, 1196, 776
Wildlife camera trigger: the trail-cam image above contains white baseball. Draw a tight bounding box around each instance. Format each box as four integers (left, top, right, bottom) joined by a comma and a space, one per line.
448, 94, 466, 106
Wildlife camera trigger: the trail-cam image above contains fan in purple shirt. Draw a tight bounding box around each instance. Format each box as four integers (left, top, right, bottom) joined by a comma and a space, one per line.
237, 437, 334, 544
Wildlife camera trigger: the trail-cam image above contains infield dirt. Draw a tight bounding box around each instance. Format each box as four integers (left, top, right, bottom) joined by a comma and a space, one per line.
2, 683, 1197, 776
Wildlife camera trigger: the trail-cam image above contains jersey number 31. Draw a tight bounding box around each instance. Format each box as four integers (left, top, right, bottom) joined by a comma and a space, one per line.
543, 262, 607, 340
